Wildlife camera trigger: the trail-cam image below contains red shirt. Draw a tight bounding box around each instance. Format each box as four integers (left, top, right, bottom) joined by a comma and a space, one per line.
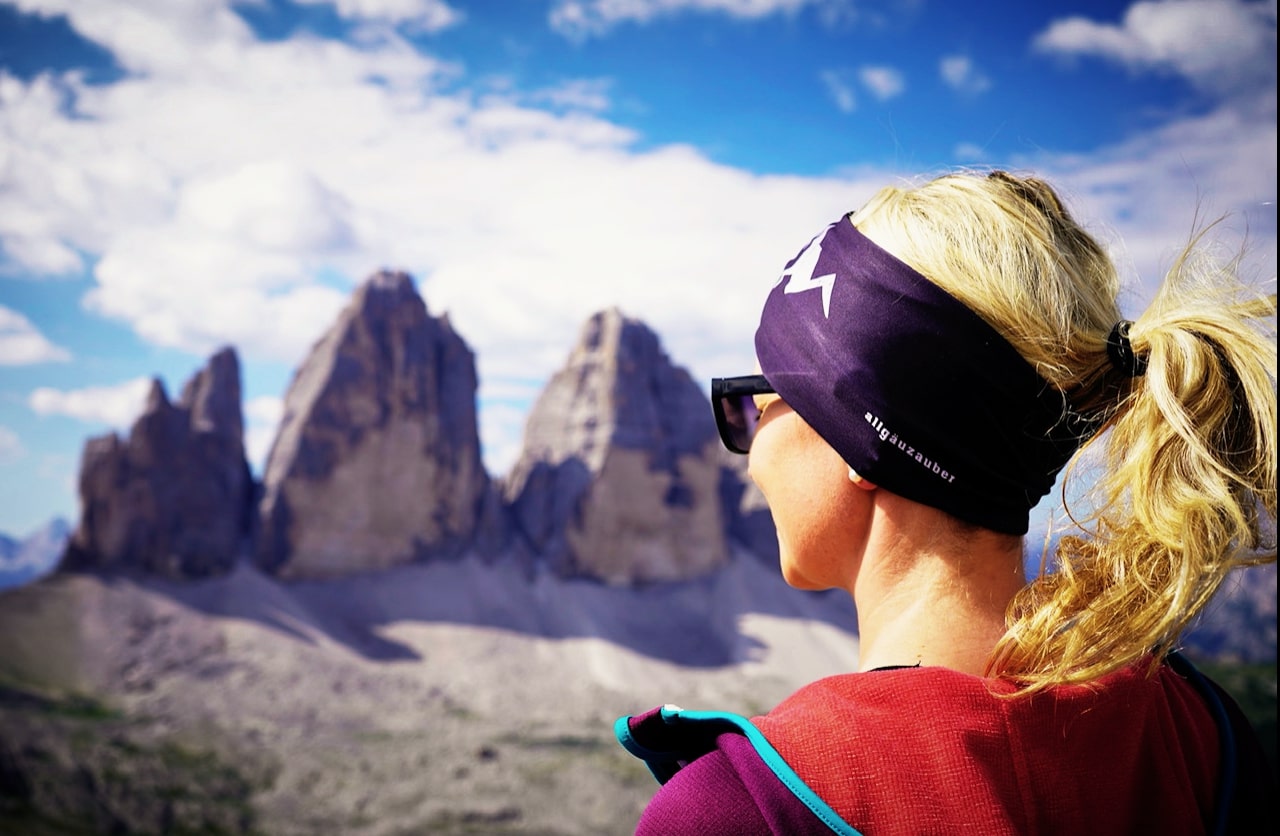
753, 661, 1218, 834
626, 657, 1275, 835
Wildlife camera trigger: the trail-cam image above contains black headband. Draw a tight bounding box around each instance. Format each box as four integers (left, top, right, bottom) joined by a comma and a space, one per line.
754, 217, 1089, 535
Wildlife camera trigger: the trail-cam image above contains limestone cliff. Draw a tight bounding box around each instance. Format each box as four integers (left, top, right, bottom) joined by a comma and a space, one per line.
61, 348, 253, 578
255, 271, 488, 578
505, 308, 730, 584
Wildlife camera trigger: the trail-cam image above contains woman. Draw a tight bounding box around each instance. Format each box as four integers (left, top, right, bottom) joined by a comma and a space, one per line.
616, 171, 1276, 834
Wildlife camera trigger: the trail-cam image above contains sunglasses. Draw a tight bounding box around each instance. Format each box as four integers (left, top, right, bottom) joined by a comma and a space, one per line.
711, 375, 776, 454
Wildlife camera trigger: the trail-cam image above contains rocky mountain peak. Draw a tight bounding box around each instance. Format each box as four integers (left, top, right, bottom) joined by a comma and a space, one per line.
61, 348, 253, 579
51, 285, 763, 588
144, 378, 169, 413
505, 308, 731, 584
255, 269, 489, 579
180, 346, 243, 438
516, 308, 710, 475
361, 268, 417, 296
344, 270, 429, 329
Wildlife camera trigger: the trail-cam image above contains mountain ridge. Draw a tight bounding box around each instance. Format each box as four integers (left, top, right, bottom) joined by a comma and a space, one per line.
56, 270, 763, 586
3, 265, 1274, 664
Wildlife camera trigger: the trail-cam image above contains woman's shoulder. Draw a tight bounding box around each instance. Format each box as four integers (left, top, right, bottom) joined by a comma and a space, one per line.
763, 656, 1202, 717
620, 657, 1254, 835
758, 665, 1011, 726
749, 657, 1234, 835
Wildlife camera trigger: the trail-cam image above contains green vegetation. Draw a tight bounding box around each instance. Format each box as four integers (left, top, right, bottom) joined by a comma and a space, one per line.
0, 683, 276, 835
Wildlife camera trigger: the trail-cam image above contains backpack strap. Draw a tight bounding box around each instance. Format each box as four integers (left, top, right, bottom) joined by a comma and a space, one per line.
616, 705, 864, 836
1166, 652, 1238, 836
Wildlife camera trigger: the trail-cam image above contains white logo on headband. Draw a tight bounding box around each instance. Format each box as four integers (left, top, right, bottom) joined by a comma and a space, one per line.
781, 222, 839, 318
864, 412, 957, 484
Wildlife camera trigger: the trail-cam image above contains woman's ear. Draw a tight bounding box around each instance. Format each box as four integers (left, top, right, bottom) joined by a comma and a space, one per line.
847, 467, 877, 491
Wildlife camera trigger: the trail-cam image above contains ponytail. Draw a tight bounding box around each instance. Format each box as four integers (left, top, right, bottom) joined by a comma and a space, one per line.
990, 227, 1277, 692
854, 171, 1275, 692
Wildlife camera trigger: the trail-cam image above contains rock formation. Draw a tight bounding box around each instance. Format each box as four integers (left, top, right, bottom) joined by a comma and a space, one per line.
52, 280, 770, 587
255, 270, 488, 579
504, 308, 731, 584
61, 348, 253, 578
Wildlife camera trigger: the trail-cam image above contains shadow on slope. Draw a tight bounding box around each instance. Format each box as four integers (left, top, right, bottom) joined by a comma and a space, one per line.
144, 550, 859, 668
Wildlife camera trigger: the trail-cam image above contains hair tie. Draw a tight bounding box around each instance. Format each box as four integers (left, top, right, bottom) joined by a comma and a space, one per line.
1106, 320, 1147, 377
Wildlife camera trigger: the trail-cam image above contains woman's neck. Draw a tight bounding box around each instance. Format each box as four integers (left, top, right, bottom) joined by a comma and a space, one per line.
849, 495, 1026, 676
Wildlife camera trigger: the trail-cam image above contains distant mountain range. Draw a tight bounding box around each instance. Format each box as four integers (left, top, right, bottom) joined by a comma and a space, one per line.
4, 268, 1275, 664
56, 270, 767, 586
0, 517, 68, 589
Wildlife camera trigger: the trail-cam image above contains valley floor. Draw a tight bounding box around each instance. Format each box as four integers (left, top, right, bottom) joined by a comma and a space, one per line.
0, 553, 862, 835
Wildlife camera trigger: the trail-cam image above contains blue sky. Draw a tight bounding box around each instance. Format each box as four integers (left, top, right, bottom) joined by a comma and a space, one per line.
0, 0, 1275, 538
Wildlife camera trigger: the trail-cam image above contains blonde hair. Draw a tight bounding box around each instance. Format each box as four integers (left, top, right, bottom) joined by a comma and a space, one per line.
850, 170, 1277, 694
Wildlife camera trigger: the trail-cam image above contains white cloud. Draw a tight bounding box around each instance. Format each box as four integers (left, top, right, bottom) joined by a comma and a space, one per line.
8, 0, 257, 77
858, 65, 905, 101
1034, 0, 1278, 97
178, 162, 357, 253
1024, 89, 1277, 312
478, 399, 533, 477
293, 0, 462, 31
0, 426, 22, 464
0, 306, 72, 365
0, 234, 83, 276
0, 5, 870, 389
28, 377, 154, 430
531, 78, 614, 112
822, 65, 905, 112
0, 0, 1273, 482
939, 54, 991, 95
549, 0, 824, 40
244, 395, 284, 472
820, 70, 858, 113
0, 71, 167, 278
